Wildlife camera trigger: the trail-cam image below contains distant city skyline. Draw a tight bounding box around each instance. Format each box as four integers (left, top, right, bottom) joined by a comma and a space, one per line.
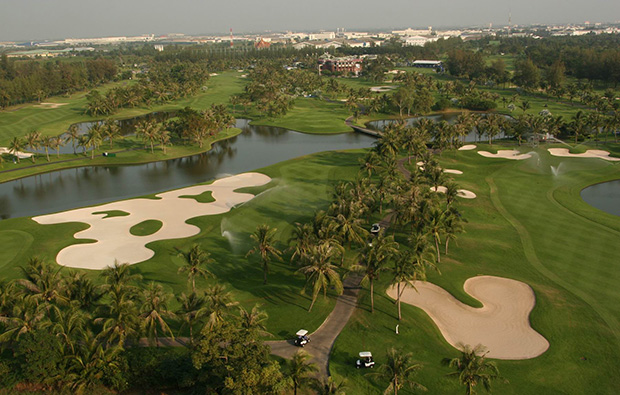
1, 0, 619, 42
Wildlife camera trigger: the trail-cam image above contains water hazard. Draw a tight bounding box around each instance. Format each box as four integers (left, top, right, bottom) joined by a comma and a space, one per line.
0, 120, 374, 219
580, 180, 620, 217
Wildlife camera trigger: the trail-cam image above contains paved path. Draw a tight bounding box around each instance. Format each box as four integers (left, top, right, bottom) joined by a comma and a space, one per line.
345, 116, 382, 137
266, 273, 363, 377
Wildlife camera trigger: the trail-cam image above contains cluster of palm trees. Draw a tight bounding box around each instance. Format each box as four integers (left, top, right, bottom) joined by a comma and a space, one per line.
0, 244, 261, 392
85, 61, 210, 116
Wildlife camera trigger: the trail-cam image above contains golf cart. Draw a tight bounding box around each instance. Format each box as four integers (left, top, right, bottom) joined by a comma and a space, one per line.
295, 329, 310, 347
356, 351, 375, 368
370, 223, 381, 236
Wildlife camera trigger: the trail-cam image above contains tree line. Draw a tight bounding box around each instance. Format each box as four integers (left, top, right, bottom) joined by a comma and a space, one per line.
0, 56, 117, 108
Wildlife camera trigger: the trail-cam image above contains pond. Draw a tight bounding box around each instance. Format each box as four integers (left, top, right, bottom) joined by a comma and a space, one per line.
366, 112, 508, 143
0, 119, 374, 219
580, 180, 620, 217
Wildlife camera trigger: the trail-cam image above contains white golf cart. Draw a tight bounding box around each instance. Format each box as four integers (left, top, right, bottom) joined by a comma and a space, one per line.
356, 351, 375, 368
295, 329, 310, 347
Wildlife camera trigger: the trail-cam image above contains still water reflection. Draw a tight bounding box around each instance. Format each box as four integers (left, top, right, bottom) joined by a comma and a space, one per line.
0, 120, 374, 219
580, 180, 620, 217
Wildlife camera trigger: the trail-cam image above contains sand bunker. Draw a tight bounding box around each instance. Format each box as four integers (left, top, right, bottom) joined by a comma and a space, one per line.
387, 276, 549, 360
443, 169, 463, 175
0, 147, 34, 159
431, 186, 476, 199
370, 86, 397, 92
38, 102, 67, 108
33, 172, 271, 270
478, 150, 531, 160
548, 148, 620, 162
458, 144, 477, 151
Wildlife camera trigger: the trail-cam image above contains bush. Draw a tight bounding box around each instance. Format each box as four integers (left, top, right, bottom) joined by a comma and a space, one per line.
124, 347, 196, 390
432, 98, 451, 111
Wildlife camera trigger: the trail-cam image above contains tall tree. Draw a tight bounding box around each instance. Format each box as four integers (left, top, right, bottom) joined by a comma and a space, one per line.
246, 224, 283, 285
139, 282, 175, 347
367, 348, 427, 395
286, 350, 318, 395
177, 244, 213, 293
297, 241, 344, 312
442, 344, 504, 395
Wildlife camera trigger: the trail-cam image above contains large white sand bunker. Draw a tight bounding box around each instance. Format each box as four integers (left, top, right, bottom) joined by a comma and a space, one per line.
458, 144, 477, 151
370, 86, 397, 92
0, 147, 34, 159
443, 169, 463, 175
387, 276, 549, 360
548, 148, 620, 161
478, 150, 531, 160
430, 186, 476, 199
33, 172, 271, 270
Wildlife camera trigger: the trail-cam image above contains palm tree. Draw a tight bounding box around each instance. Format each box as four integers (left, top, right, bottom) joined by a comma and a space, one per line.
353, 234, 399, 313
103, 119, 121, 149
246, 224, 283, 285
286, 350, 318, 395
94, 289, 140, 349
238, 304, 271, 339
288, 222, 316, 265
65, 124, 80, 154
444, 209, 465, 255
65, 331, 123, 394
442, 344, 503, 395
100, 261, 142, 298
18, 257, 67, 307
50, 302, 88, 356
86, 125, 102, 160
204, 284, 238, 328
177, 244, 213, 293
64, 272, 102, 311
367, 348, 427, 395
51, 135, 63, 158
8, 136, 24, 163
391, 234, 437, 320
140, 282, 175, 347
297, 241, 344, 312
313, 376, 347, 395
41, 135, 53, 162
428, 208, 447, 263
176, 291, 208, 344
24, 130, 41, 161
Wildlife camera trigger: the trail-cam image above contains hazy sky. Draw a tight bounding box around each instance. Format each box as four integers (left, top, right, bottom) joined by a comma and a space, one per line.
1, 0, 619, 41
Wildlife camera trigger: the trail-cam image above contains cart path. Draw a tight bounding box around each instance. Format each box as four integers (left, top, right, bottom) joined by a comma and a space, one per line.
266, 156, 412, 377
265, 273, 363, 378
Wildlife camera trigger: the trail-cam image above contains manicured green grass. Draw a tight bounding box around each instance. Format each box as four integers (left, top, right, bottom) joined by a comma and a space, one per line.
0, 149, 370, 339
330, 142, 620, 394
251, 97, 353, 134
180, 191, 215, 204
0, 71, 246, 145
130, 220, 163, 236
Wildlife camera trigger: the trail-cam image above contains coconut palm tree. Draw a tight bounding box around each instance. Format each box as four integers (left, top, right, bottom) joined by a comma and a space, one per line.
86, 126, 102, 160
100, 261, 142, 299
298, 241, 344, 312
427, 208, 447, 263
313, 376, 348, 395
103, 119, 121, 149
353, 234, 399, 313
286, 350, 318, 395
391, 233, 437, 320
238, 304, 271, 339
94, 289, 140, 349
24, 130, 41, 161
41, 135, 53, 162
288, 222, 316, 265
442, 344, 503, 395
49, 302, 89, 356
18, 257, 67, 307
65, 124, 80, 155
367, 348, 427, 395
8, 136, 24, 163
51, 135, 63, 158
140, 282, 175, 347
204, 284, 238, 328
64, 272, 102, 311
246, 224, 283, 285
177, 244, 213, 293
176, 291, 208, 344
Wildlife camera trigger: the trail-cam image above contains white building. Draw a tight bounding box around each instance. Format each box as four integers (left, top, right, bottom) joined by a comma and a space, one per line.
392, 27, 433, 36
309, 32, 336, 40
403, 35, 438, 46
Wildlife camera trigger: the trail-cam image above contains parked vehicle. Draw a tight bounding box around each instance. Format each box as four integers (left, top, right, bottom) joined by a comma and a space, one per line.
356, 351, 375, 368
295, 329, 310, 347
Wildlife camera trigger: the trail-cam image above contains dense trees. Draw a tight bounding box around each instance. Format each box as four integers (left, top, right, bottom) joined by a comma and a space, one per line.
0, 56, 117, 108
